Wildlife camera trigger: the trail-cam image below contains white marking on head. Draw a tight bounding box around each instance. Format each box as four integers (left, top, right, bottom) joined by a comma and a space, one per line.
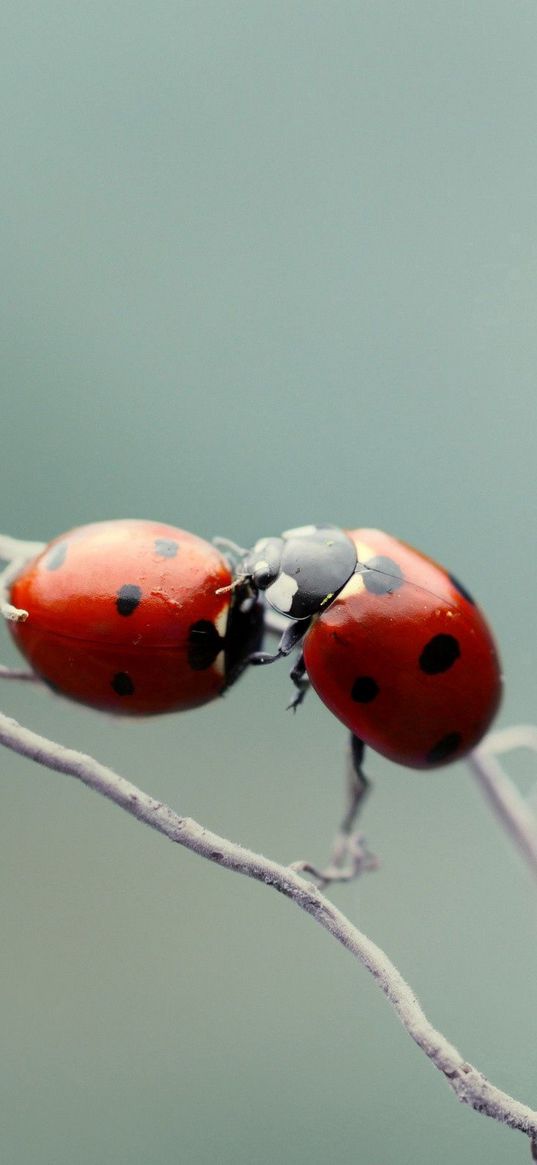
265, 572, 299, 614
282, 524, 316, 540
254, 559, 269, 574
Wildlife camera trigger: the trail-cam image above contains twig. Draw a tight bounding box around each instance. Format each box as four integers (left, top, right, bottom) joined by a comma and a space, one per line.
484, 725, 537, 756
1, 708, 537, 1150
468, 729, 537, 882
0, 534, 44, 562
0, 534, 43, 622
0, 665, 41, 682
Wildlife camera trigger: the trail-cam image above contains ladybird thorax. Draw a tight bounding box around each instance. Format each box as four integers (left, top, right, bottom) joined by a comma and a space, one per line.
240, 525, 358, 620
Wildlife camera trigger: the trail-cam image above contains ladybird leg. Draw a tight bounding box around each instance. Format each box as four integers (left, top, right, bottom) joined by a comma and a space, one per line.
249, 617, 310, 666
289, 736, 378, 887
212, 536, 248, 559
287, 652, 311, 712
312, 737, 375, 884
328, 731, 370, 852
340, 735, 369, 833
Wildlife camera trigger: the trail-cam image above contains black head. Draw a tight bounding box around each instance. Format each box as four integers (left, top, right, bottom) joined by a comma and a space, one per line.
239, 525, 357, 620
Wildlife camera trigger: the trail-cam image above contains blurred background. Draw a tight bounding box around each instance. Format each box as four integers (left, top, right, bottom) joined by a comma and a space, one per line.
1, 2, 537, 1162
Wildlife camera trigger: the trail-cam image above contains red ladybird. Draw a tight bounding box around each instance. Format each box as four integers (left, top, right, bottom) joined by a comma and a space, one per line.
240, 524, 502, 770
9, 519, 262, 715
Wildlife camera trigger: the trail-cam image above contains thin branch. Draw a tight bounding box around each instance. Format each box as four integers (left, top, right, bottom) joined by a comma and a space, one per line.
1, 710, 537, 1149
0, 665, 41, 682
0, 535, 44, 561
485, 725, 537, 756
468, 730, 537, 882
0, 534, 44, 621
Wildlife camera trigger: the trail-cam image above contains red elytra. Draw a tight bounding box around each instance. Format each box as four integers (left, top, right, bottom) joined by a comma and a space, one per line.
302, 528, 502, 768
8, 519, 251, 715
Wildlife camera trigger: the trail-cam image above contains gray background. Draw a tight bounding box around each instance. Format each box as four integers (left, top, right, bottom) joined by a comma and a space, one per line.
2, 3, 537, 1162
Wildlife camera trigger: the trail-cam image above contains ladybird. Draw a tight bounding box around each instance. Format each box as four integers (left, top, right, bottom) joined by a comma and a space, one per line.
8, 519, 262, 714
240, 524, 502, 770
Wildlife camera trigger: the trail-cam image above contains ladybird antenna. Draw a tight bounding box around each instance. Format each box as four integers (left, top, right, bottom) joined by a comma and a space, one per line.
213, 536, 248, 558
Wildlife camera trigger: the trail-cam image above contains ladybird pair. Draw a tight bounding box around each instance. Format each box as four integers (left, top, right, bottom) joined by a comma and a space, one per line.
7, 518, 502, 777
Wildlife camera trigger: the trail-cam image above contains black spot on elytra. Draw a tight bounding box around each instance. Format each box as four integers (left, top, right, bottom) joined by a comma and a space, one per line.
116, 584, 142, 616
426, 732, 462, 764
419, 633, 460, 674
45, 542, 68, 571
111, 672, 135, 696
155, 538, 179, 558
187, 619, 222, 670
362, 556, 404, 596
351, 675, 380, 703
447, 572, 475, 605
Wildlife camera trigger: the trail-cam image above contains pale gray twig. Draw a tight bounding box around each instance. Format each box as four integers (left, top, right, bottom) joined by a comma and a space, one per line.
0, 664, 41, 682
0, 708, 536, 1151
468, 728, 537, 882
0, 534, 43, 622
